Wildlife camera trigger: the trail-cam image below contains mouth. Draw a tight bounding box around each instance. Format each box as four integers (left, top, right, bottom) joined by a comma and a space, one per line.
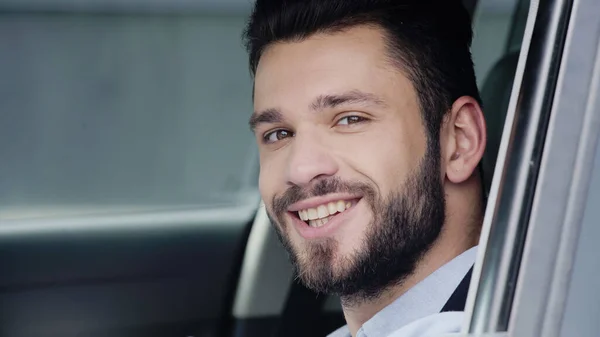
290, 198, 359, 228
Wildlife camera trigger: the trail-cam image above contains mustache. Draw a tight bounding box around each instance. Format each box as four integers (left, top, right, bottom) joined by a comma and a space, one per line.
272, 177, 375, 216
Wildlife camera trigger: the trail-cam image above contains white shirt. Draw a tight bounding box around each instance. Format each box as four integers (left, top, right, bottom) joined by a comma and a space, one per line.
327, 246, 477, 337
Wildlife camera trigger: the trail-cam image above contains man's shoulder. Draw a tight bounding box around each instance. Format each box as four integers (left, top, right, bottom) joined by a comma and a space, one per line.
386, 311, 464, 337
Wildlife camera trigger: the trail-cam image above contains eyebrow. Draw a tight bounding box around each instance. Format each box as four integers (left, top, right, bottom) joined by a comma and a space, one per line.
249, 108, 284, 132
310, 90, 387, 112
249, 90, 386, 132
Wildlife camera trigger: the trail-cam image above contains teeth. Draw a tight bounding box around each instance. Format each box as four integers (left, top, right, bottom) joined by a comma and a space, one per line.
309, 219, 321, 228
307, 208, 318, 220
317, 205, 328, 218
298, 199, 355, 225
327, 202, 337, 214
308, 217, 330, 228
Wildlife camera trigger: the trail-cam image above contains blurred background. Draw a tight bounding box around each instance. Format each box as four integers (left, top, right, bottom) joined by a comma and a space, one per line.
1, 0, 258, 219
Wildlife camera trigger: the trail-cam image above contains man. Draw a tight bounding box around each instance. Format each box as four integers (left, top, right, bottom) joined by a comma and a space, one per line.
244, 0, 486, 336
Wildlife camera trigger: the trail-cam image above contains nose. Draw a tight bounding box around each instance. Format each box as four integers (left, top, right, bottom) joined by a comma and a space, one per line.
285, 132, 339, 187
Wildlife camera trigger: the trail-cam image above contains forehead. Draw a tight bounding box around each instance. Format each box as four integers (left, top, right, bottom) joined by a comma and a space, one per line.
253, 25, 414, 111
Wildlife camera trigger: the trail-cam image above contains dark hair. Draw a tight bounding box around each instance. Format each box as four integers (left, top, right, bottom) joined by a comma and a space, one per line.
243, 0, 481, 148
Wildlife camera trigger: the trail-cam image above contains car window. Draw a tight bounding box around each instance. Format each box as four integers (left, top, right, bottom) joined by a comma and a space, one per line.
472, 0, 522, 86
471, 0, 529, 194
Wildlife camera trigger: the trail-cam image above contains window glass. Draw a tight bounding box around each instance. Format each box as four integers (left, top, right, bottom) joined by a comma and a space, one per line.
471, 0, 520, 85
471, 0, 529, 193
0, 10, 256, 220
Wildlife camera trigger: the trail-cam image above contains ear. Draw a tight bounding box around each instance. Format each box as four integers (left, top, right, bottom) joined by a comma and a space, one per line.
442, 96, 487, 184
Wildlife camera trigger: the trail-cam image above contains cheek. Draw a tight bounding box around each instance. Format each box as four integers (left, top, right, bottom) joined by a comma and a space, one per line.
339, 126, 421, 190
258, 153, 286, 203
258, 166, 273, 203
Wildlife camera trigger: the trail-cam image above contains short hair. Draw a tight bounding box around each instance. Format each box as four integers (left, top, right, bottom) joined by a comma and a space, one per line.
243, 0, 481, 148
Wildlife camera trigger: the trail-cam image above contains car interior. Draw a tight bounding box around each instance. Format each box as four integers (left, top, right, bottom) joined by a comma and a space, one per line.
2, 0, 600, 336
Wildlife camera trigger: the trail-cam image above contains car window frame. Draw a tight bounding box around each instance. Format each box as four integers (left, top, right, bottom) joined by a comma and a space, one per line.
463, 0, 600, 335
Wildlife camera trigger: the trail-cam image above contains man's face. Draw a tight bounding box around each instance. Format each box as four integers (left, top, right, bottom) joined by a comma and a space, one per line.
251, 26, 445, 299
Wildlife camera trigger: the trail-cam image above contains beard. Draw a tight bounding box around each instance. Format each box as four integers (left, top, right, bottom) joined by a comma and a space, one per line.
266, 144, 445, 304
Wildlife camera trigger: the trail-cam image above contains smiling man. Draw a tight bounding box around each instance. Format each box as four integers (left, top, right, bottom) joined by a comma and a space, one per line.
244, 0, 487, 336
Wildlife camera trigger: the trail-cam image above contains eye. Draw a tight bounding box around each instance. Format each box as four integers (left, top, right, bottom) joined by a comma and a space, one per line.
336, 115, 367, 126
263, 129, 294, 144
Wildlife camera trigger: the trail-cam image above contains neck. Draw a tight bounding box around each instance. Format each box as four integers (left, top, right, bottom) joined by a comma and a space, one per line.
341, 185, 481, 336
341, 242, 474, 337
